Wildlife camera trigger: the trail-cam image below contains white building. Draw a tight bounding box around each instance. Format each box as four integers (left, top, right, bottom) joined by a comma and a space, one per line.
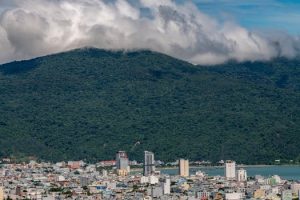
56, 175, 65, 182
149, 175, 159, 185
225, 160, 236, 180
260, 185, 271, 190
237, 168, 247, 182
291, 183, 300, 194
162, 178, 170, 194
102, 169, 108, 177
272, 187, 280, 195
225, 193, 243, 200
281, 190, 293, 200
273, 175, 282, 184
140, 176, 149, 184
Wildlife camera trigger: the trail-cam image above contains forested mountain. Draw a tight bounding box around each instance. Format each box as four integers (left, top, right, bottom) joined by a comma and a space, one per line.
0, 48, 299, 164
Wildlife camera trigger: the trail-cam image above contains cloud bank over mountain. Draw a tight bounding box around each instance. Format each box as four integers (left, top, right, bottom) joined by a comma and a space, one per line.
0, 0, 299, 65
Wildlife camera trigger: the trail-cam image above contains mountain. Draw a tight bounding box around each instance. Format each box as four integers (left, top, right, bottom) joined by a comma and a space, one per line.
0, 48, 299, 164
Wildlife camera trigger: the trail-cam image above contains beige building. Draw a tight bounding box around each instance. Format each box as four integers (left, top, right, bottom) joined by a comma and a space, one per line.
254, 189, 266, 199
116, 169, 128, 176
225, 160, 236, 180
0, 186, 3, 200
179, 159, 189, 177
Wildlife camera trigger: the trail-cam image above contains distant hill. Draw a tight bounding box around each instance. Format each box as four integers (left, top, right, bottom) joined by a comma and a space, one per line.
0, 48, 299, 164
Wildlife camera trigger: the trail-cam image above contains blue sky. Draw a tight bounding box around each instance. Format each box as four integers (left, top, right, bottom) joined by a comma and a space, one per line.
193, 0, 300, 34
0, 0, 299, 34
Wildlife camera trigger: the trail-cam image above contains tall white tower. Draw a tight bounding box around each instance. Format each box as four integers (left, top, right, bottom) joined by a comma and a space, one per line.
162, 177, 171, 194
237, 168, 247, 182
225, 160, 236, 180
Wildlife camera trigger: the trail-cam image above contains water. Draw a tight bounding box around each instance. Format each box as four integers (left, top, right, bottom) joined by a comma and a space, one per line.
160, 165, 300, 180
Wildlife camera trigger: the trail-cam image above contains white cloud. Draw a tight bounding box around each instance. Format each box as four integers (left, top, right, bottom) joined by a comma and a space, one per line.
0, 0, 299, 65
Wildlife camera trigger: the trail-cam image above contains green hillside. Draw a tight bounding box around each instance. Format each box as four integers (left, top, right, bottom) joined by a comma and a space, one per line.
0, 48, 299, 164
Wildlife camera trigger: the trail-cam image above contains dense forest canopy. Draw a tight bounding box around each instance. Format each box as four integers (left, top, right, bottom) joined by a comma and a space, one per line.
0, 48, 299, 164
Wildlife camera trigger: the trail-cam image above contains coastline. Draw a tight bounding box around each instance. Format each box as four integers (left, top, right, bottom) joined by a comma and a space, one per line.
130, 164, 300, 173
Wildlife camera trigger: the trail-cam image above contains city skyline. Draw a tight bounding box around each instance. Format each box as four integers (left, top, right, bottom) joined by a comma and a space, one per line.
0, 156, 299, 199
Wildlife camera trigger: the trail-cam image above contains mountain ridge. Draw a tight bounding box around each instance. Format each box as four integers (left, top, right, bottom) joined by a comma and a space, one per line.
0, 48, 299, 163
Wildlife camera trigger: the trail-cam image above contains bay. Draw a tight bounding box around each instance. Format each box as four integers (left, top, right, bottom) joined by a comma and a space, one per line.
160, 165, 300, 180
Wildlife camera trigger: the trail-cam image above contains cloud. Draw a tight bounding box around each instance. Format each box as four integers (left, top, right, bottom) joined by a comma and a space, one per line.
0, 0, 299, 65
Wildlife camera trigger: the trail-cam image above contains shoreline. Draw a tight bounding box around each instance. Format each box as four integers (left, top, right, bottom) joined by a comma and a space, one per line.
130, 164, 300, 172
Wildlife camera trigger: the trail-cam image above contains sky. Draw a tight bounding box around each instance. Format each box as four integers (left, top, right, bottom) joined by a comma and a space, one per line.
3, 0, 300, 34
0, 0, 299, 65
193, 0, 300, 34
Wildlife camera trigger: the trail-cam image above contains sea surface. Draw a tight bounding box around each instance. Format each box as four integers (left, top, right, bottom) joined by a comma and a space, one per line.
159, 166, 300, 180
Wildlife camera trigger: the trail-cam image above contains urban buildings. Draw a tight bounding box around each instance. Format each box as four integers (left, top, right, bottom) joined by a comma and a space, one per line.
179, 159, 189, 177
116, 151, 129, 170
281, 190, 293, 200
291, 183, 300, 194
0, 186, 3, 200
225, 192, 243, 200
237, 168, 247, 182
225, 160, 236, 180
0, 156, 298, 200
162, 177, 171, 194
143, 151, 155, 176
115, 151, 129, 176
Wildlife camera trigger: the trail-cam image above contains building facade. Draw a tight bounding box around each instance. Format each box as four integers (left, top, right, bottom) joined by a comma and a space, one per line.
144, 151, 155, 176
179, 159, 189, 177
162, 178, 171, 194
0, 186, 3, 200
237, 168, 247, 182
225, 160, 236, 180
116, 151, 129, 171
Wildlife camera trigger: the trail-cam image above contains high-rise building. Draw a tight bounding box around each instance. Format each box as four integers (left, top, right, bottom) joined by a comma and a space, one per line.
179, 159, 189, 177
162, 177, 171, 194
144, 151, 155, 176
0, 186, 3, 200
116, 151, 129, 171
237, 168, 247, 182
225, 160, 236, 180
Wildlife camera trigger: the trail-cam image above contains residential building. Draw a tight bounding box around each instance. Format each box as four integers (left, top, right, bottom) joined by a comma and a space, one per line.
162, 177, 170, 194
237, 168, 247, 182
80, 176, 90, 187
144, 151, 155, 176
116, 169, 128, 176
0, 186, 3, 200
225, 160, 236, 180
116, 151, 129, 171
179, 159, 189, 177
291, 183, 300, 194
225, 193, 243, 200
282, 190, 293, 200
